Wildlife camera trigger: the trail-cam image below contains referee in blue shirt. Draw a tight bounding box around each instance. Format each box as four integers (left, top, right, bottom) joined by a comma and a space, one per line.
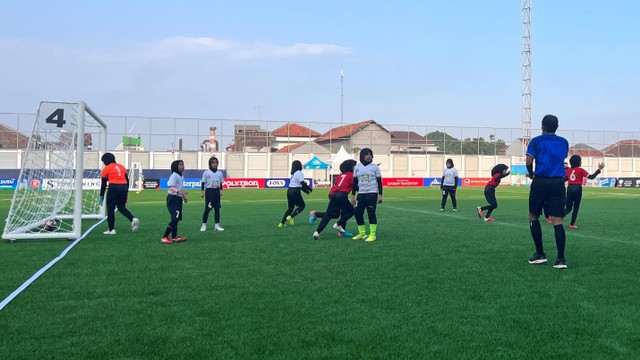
526, 115, 569, 269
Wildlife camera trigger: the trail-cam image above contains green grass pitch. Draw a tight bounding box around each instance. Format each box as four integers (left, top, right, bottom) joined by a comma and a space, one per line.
1, 186, 639, 359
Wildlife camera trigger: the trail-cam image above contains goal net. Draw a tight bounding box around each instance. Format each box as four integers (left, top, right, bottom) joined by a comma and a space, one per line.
2, 101, 107, 241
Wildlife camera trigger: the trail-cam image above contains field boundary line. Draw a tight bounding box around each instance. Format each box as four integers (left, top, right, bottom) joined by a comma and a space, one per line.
383, 205, 637, 246
0, 217, 107, 312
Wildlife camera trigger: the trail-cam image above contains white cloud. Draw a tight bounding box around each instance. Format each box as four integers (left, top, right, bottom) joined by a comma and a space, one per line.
151, 36, 351, 59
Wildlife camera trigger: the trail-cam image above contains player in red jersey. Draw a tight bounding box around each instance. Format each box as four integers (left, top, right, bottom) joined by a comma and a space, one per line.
310, 159, 357, 239
477, 164, 510, 222
564, 155, 605, 229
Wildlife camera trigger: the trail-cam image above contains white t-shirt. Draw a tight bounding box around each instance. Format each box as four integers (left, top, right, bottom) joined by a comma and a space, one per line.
442, 167, 458, 186
202, 169, 224, 189
167, 172, 184, 196
354, 162, 381, 194
289, 170, 305, 188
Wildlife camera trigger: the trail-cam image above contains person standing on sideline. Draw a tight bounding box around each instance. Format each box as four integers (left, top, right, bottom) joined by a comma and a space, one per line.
477, 164, 510, 222
440, 158, 458, 212
310, 159, 357, 239
564, 155, 605, 229
99, 152, 139, 235
351, 148, 383, 242
161, 160, 189, 244
526, 115, 570, 269
200, 156, 225, 232
278, 160, 311, 227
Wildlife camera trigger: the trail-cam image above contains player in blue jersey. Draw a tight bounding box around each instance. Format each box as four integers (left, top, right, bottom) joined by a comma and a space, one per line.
526, 115, 569, 269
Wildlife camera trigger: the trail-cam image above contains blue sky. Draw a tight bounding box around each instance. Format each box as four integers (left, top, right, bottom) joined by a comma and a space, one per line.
1, 1, 638, 133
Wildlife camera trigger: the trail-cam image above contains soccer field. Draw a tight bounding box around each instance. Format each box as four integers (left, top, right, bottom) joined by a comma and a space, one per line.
1, 186, 639, 359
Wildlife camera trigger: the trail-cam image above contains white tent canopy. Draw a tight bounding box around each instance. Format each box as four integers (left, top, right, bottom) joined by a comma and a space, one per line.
328, 145, 355, 174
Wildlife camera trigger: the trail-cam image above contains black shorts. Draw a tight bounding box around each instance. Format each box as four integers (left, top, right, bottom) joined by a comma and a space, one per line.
529, 177, 566, 217
166, 194, 184, 221
204, 188, 221, 209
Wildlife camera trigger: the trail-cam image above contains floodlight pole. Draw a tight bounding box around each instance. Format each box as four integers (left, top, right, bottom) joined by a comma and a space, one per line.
522, 0, 532, 157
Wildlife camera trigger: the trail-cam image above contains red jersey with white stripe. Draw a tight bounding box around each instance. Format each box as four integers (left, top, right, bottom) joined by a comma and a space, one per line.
566, 167, 590, 185
329, 172, 354, 195
101, 163, 128, 185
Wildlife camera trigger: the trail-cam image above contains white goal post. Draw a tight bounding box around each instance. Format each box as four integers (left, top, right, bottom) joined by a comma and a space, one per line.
2, 101, 107, 241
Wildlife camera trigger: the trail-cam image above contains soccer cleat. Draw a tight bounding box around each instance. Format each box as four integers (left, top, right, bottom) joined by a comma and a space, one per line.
528, 252, 547, 265
365, 235, 376, 242
338, 231, 354, 237
439, 208, 444, 212
569, 224, 577, 229
546, 217, 552, 223
286, 215, 295, 226
484, 217, 494, 222
200, 224, 206, 232
553, 258, 568, 269
214, 225, 225, 231
313, 231, 320, 240
161, 236, 173, 244
333, 223, 346, 233
477, 207, 482, 218
172, 236, 187, 242
131, 218, 139, 232
352, 233, 368, 241
309, 211, 316, 225
452, 208, 457, 212
277, 223, 285, 228
103, 229, 116, 235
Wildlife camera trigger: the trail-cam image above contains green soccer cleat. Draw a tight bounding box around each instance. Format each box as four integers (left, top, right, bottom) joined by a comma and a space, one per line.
352, 233, 368, 241
286, 215, 295, 226
365, 235, 376, 242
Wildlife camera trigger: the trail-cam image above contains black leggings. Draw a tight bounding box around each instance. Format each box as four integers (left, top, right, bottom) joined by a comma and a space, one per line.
354, 193, 378, 226
480, 185, 497, 217
281, 188, 305, 224
565, 184, 583, 225
105, 184, 134, 231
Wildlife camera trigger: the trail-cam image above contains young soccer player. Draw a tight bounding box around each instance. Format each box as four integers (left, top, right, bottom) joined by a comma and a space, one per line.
161, 160, 189, 244
526, 114, 570, 269
477, 164, 510, 222
564, 155, 605, 229
440, 158, 458, 212
310, 159, 357, 239
200, 156, 225, 232
351, 148, 382, 242
278, 160, 311, 227
99, 152, 139, 235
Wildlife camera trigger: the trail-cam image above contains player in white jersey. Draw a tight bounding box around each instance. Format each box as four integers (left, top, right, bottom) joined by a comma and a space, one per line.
440, 158, 459, 212
161, 160, 189, 244
279, 160, 312, 227
351, 148, 382, 242
200, 156, 225, 232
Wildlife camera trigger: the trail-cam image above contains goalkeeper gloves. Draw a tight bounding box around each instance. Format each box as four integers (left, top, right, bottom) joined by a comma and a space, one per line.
99, 196, 104, 205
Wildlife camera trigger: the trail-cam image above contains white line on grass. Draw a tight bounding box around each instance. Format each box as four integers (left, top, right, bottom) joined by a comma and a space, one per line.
383, 205, 638, 246
0, 217, 107, 312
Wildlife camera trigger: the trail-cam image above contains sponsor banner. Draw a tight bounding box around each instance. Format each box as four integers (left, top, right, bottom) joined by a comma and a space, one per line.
616, 177, 640, 188
598, 177, 617, 188
382, 177, 423, 187
424, 178, 463, 187
159, 178, 202, 189
462, 177, 492, 187
143, 179, 160, 189
266, 178, 314, 189
223, 178, 265, 189
40, 178, 101, 190
0, 178, 17, 190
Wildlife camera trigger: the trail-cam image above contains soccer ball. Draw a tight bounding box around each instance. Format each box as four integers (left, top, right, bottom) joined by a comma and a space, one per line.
43, 219, 58, 231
